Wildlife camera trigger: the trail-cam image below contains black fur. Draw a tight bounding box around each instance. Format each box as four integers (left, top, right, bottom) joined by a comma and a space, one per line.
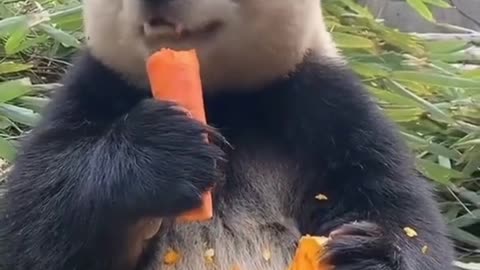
0, 49, 454, 270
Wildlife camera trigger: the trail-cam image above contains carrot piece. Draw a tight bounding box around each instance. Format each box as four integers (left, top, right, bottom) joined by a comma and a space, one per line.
146, 48, 213, 222
288, 236, 332, 270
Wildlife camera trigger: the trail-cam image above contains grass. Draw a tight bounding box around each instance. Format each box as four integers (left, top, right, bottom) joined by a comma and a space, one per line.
0, 0, 480, 268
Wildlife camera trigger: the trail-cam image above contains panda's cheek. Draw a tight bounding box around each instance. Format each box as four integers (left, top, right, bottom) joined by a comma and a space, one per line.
119, 0, 145, 28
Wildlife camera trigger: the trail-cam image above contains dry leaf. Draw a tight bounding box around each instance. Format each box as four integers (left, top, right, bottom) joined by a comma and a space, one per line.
205, 248, 215, 263
315, 194, 328, 201
403, 227, 418, 238
163, 249, 181, 265
421, 245, 428, 254
262, 249, 271, 261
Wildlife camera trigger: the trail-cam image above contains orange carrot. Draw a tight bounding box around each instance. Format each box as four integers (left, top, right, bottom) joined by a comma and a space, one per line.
288, 236, 331, 270
146, 48, 213, 222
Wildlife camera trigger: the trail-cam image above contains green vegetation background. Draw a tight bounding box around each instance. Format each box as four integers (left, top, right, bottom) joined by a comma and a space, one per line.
0, 0, 479, 268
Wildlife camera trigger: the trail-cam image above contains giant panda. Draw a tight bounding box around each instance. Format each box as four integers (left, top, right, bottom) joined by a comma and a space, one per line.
0, 0, 455, 270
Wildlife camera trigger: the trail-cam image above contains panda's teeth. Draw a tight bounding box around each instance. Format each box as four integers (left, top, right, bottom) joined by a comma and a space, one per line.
143, 23, 176, 38
143, 20, 223, 40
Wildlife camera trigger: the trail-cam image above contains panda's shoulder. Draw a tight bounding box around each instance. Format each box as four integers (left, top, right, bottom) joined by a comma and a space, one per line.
43, 50, 148, 125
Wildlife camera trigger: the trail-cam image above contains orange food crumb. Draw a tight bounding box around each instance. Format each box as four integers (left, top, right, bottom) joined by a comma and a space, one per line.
163, 249, 181, 265
205, 248, 215, 263
288, 236, 331, 270
315, 194, 329, 201
403, 227, 418, 238
262, 248, 271, 261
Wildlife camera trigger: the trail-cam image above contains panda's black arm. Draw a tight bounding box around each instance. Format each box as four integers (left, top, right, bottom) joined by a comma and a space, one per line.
0, 52, 223, 270
280, 62, 454, 270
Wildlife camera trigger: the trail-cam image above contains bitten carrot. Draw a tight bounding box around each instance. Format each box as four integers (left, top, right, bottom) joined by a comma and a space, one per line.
288, 236, 331, 270
146, 48, 213, 222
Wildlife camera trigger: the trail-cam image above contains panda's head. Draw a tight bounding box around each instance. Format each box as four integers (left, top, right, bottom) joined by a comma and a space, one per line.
84, 0, 339, 91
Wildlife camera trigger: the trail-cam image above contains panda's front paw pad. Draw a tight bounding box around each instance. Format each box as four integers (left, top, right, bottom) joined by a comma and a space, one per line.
321, 221, 401, 270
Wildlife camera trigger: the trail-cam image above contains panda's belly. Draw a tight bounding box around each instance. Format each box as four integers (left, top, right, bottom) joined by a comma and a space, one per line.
152, 140, 302, 270
153, 211, 301, 270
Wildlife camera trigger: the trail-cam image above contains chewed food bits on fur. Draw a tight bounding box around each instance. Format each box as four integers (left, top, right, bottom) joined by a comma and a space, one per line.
403, 227, 418, 238
204, 248, 215, 263
163, 249, 181, 265
422, 245, 428, 254
262, 248, 271, 261
315, 193, 328, 201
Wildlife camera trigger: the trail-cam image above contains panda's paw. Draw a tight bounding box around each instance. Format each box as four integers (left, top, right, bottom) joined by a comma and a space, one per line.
124, 98, 226, 217
321, 221, 401, 270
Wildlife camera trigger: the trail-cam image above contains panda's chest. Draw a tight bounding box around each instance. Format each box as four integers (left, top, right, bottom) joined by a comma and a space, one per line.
153, 145, 302, 270
153, 207, 301, 270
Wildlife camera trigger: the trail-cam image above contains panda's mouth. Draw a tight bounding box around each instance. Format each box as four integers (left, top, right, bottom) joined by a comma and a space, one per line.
142, 18, 223, 41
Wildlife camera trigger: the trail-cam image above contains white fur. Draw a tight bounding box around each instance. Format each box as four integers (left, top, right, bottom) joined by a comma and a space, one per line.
83, 0, 340, 90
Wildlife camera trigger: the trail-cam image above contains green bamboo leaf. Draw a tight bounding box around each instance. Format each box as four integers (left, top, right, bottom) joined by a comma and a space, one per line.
336, 0, 374, 19
449, 209, 480, 228
0, 15, 27, 35
416, 158, 464, 184
0, 116, 14, 130
388, 80, 454, 124
461, 146, 480, 176
422, 0, 452, 8
49, 6, 83, 21
50, 8, 83, 31
454, 139, 480, 148
429, 51, 470, 63
351, 62, 390, 77
13, 35, 50, 53
402, 132, 462, 160
0, 78, 32, 103
385, 108, 423, 122
331, 32, 375, 49
0, 137, 16, 162
36, 23, 81, 48
380, 29, 423, 55
18, 96, 50, 113
424, 40, 468, 54
454, 261, 480, 270
4, 24, 29, 55
0, 104, 40, 127
454, 186, 480, 207
443, 203, 462, 221
429, 60, 461, 75
462, 69, 480, 79
449, 226, 480, 248
391, 71, 480, 89
406, 0, 435, 22
367, 86, 420, 107
0, 62, 33, 75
